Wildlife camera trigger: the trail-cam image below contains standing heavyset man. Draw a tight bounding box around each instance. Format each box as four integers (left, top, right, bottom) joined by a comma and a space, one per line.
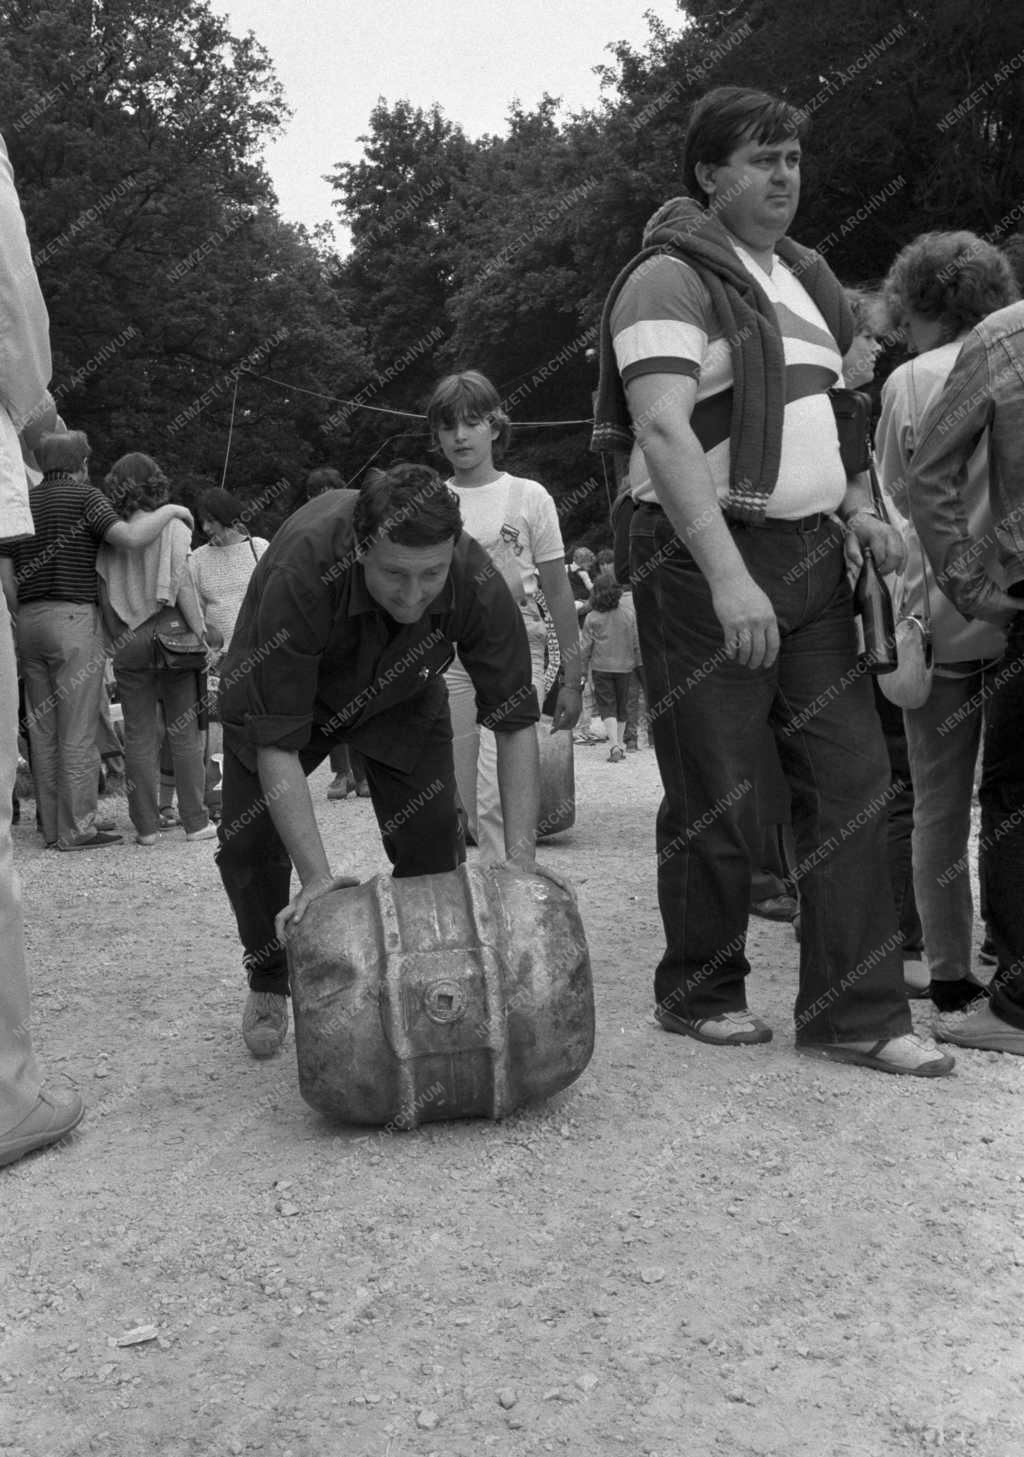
592, 85, 952, 1075
216, 463, 543, 1058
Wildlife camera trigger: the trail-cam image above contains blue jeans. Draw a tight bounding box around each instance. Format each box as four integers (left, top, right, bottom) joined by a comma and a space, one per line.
112, 613, 208, 837
977, 615, 1024, 1028
903, 665, 996, 983
630, 504, 910, 1044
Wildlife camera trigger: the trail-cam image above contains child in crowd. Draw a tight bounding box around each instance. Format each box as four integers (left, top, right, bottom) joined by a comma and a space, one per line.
580, 573, 640, 762
426, 370, 582, 863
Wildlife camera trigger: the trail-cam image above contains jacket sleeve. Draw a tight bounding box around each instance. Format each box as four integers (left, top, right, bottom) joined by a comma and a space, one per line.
0, 133, 51, 426
907, 334, 1002, 620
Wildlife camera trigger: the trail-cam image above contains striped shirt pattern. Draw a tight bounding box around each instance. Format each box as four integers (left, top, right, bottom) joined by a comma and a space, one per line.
611, 246, 848, 518
0, 473, 119, 602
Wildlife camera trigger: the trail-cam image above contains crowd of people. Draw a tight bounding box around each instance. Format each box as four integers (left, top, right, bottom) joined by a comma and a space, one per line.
3, 81, 1024, 1170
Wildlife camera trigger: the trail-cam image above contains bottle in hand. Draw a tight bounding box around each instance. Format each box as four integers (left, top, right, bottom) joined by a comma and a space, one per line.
855, 548, 897, 674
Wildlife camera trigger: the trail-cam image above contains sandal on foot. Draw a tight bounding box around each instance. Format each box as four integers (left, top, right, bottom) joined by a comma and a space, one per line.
798, 1033, 954, 1077
656, 1006, 772, 1046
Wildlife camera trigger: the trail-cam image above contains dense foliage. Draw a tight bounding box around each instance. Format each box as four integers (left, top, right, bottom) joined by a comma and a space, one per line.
2, 0, 1021, 543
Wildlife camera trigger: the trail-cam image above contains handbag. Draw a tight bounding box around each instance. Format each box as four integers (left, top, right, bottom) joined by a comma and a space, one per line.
152, 621, 207, 673
874, 361, 935, 709
878, 539, 934, 709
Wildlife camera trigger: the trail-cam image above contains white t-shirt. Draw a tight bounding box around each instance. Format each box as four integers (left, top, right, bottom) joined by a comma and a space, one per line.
447, 472, 565, 602
189, 535, 268, 652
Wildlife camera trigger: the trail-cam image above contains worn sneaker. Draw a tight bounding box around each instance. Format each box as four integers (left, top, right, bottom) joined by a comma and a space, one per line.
0, 1090, 85, 1169
608, 745, 626, 762
798, 1032, 955, 1077
185, 823, 218, 842
656, 1006, 773, 1045
242, 991, 289, 1058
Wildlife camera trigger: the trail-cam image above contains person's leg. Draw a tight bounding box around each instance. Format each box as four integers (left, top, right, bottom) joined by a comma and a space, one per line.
326, 743, 353, 799
0, 599, 43, 1132
363, 712, 465, 876
159, 670, 209, 834
348, 747, 370, 795
770, 526, 912, 1046
446, 657, 481, 846
624, 669, 641, 749
631, 508, 771, 1028
474, 619, 546, 862
50, 605, 107, 844
16, 603, 60, 844
113, 626, 163, 840
903, 671, 984, 993
974, 621, 1024, 1031
872, 681, 923, 961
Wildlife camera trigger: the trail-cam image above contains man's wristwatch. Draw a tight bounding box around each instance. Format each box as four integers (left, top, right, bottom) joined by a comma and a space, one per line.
844, 506, 880, 528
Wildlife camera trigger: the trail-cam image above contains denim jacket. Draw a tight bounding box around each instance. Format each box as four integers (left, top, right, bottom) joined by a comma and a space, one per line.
909, 300, 1024, 619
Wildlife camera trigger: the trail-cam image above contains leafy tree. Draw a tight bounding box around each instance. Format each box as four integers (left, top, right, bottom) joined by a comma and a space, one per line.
0, 0, 367, 529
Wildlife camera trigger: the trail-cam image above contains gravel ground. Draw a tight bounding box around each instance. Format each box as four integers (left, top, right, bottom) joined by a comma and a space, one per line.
3, 742, 1022, 1457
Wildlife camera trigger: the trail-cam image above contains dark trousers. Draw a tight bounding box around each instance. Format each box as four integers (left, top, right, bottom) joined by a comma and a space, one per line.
631, 505, 910, 1044
978, 614, 1024, 1028
217, 717, 465, 996
872, 682, 924, 957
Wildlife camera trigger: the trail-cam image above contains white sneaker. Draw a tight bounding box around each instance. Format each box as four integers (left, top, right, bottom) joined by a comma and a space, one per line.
185, 823, 218, 842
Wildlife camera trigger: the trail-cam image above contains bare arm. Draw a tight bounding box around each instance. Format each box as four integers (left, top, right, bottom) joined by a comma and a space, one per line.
493, 725, 540, 872
536, 557, 582, 730
625, 373, 778, 669
174, 559, 208, 641
104, 503, 194, 550
838, 469, 906, 576
258, 746, 358, 939
0, 557, 16, 614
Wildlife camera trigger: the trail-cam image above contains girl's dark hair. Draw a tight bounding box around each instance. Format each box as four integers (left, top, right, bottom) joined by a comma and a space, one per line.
353, 462, 462, 551
426, 370, 512, 455
103, 453, 171, 518
198, 486, 246, 531
591, 573, 622, 612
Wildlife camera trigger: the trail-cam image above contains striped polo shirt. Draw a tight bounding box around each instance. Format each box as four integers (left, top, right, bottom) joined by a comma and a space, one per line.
0, 472, 120, 603
611, 244, 847, 518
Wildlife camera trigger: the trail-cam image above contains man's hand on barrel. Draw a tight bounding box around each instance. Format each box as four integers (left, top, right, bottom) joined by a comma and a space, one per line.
275, 872, 361, 941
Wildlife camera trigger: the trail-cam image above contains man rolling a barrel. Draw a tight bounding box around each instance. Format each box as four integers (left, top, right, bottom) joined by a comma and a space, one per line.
216, 463, 543, 1058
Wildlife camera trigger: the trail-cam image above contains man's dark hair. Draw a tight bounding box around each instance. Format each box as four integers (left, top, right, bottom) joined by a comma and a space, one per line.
354, 462, 462, 551
197, 486, 246, 530
305, 466, 347, 498
683, 86, 807, 203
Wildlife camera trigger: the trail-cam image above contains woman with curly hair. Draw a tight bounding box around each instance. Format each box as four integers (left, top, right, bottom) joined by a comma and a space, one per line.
97, 453, 215, 846
876, 231, 1019, 1012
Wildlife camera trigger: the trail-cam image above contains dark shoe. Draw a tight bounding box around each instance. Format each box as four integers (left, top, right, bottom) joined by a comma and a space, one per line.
242, 991, 289, 1058
355, 780, 371, 798
656, 1005, 772, 1045
978, 936, 997, 967
94, 816, 117, 833
57, 830, 122, 851
0, 1091, 85, 1169
798, 1033, 955, 1077
929, 977, 989, 1013
751, 893, 798, 923
934, 1003, 1024, 1055
159, 807, 179, 830
326, 773, 354, 801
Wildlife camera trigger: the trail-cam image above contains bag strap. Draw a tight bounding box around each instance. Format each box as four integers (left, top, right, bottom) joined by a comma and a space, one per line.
901, 361, 932, 633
